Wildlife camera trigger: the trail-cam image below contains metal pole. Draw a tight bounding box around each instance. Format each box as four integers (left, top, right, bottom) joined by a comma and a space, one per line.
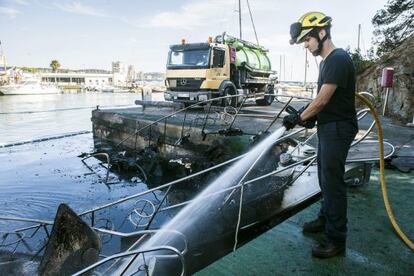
304, 49, 308, 86
0, 40, 4, 71
238, 0, 242, 39
0, 40, 7, 75
382, 87, 389, 116
357, 24, 361, 53
279, 55, 282, 82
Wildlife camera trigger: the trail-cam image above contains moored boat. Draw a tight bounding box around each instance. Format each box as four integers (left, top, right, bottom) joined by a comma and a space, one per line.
0, 79, 61, 95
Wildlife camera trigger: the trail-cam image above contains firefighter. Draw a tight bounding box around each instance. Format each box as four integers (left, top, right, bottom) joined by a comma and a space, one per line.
283, 12, 358, 258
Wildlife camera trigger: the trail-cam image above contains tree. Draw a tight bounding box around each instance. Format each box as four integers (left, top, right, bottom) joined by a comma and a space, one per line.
372, 0, 414, 56
346, 47, 375, 75
50, 60, 61, 73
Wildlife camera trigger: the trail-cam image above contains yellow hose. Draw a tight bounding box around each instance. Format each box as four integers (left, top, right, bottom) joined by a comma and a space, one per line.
356, 93, 414, 252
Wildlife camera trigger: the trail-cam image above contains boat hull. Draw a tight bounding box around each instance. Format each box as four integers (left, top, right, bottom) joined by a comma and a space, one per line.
106, 163, 320, 275
0, 84, 60, 95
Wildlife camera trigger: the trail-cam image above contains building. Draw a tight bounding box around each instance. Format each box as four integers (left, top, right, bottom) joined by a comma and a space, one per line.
40, 72, 112, 88
127, 65, 135, 82
111, 61, 128, 86
112, 61, 125, 74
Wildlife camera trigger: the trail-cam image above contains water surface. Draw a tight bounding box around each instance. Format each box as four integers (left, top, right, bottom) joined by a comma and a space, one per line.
0, 91, 166, 265
0, 91, 163, 145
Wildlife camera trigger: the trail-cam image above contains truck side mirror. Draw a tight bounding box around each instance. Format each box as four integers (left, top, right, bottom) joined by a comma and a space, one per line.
212, 49, 225, 68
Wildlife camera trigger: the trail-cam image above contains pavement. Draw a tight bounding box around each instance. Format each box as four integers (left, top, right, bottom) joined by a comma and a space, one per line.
198, 166, 414, 275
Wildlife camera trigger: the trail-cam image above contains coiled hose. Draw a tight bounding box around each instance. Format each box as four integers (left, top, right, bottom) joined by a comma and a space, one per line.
357, 93, 414, 252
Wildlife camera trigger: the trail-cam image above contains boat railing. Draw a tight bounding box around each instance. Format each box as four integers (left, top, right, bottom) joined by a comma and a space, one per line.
72, 245, 186, 276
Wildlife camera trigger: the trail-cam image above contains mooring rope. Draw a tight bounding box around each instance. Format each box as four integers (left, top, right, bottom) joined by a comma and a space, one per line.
0, 130, 91, 148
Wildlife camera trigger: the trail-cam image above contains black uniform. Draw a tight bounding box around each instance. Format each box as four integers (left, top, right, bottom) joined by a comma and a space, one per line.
316, 48, 358, 243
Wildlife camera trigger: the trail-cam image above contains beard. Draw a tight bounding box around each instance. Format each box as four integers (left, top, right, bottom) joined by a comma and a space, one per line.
311, 49, 320, 56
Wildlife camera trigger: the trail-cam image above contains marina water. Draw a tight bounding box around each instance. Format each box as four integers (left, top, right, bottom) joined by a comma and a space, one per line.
0, 92, 166, 240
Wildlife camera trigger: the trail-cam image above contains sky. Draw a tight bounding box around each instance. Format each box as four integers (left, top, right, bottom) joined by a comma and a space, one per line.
0, 0, 389, 81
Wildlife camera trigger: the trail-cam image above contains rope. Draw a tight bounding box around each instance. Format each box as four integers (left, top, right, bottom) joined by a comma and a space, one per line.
0, 130, 91, 148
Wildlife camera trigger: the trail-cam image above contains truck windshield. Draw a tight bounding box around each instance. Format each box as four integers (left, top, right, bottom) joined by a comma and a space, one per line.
167, 49, 210, 68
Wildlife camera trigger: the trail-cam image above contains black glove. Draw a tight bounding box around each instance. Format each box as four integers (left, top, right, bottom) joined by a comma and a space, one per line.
297, 104, 316, 129
283, 113, 300, 130
299, 118, 316, 129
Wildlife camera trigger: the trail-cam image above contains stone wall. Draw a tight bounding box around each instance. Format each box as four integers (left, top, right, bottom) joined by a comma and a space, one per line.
357, 35, 414, 123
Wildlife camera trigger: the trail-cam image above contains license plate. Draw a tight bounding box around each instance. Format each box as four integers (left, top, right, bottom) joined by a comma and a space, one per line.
178, 93, 189, 98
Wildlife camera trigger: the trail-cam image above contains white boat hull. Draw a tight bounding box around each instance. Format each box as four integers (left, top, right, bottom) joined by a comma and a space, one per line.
0, 82, 61, 95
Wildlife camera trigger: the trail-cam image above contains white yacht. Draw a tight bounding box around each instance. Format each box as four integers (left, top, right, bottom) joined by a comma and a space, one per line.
0, 79, 61, 95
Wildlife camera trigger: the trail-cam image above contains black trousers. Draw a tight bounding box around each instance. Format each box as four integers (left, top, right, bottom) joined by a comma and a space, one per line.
317, 120, 358, 243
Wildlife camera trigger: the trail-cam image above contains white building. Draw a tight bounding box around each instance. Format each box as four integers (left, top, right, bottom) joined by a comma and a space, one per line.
111, 61, 128, 86
38, 61, 136, 88
40, 72, 112, 88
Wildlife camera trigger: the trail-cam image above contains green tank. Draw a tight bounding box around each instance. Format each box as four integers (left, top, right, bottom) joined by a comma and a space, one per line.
224, 36, 272, 72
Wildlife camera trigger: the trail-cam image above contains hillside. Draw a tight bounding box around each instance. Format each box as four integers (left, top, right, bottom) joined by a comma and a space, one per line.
357, 35, 414, 123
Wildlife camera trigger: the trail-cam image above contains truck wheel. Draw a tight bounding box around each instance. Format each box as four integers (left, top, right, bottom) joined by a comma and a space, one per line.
256, 85, 275, 106
222, 87, 237, 107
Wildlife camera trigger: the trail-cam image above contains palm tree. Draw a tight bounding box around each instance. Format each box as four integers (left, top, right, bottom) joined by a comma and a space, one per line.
50, 60, 61, 73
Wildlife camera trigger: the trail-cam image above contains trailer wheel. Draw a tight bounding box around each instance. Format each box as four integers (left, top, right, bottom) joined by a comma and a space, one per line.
222, 86, 237, 107
256, 85, 275, 106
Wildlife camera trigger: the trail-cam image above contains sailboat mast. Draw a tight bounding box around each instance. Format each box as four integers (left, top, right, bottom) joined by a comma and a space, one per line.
238, 0, 242, 39
0, 40, 5, 71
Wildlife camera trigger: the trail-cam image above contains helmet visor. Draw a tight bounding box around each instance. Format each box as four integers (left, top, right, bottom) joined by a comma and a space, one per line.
289, 22, 302, 44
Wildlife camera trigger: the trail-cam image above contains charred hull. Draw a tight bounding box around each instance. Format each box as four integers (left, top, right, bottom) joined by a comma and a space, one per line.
127, 169, 320, 275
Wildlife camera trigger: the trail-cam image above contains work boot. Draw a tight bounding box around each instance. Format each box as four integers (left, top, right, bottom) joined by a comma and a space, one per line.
302, 217, 325, 233
312, 239, 345, 258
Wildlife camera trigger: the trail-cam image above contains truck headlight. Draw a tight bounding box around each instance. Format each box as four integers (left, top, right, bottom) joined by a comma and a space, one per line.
164, 93, 172, 100
169, 79, 177, 88
198, 95, 208, 101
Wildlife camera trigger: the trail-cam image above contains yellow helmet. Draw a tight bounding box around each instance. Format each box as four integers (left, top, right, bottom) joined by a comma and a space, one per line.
289, 12, 332, 44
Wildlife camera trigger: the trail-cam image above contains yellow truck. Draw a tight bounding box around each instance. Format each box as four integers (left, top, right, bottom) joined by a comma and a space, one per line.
164, 34, 277, 107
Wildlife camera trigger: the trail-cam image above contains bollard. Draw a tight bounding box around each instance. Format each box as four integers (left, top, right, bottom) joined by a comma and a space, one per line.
141, 86, 153, 111
380, 67, 394, 116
